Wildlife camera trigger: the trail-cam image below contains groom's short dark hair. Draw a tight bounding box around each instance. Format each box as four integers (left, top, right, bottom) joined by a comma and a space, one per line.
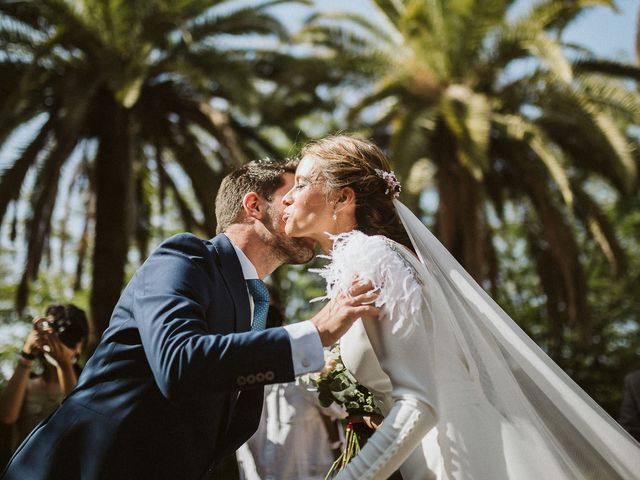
215, 158, 297, 233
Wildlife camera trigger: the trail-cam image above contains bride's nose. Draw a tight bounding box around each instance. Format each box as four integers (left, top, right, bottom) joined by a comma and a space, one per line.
282, 188, 293, 206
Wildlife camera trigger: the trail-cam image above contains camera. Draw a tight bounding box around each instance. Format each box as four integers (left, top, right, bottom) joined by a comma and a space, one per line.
35, 315, 85, 349
35, 317, 53, 332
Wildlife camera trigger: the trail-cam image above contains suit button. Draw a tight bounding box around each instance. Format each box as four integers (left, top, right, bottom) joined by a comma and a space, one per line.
256, 372, 265, 382
246, 374, 256, 384
265, 371, 275, 381
302, 358, 310, 368
237, 376, 246, 386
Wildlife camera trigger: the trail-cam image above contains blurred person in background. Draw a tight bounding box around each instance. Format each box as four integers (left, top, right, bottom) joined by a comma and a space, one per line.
237, 287, 345, 480
0, 304, 88, 459
619, 370, 640, 442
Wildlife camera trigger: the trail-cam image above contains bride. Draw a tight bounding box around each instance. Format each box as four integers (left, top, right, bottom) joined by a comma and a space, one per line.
282, 135, 640, 479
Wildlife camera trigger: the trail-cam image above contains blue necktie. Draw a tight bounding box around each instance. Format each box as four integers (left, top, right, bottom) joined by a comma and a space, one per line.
246, 279, 270, 331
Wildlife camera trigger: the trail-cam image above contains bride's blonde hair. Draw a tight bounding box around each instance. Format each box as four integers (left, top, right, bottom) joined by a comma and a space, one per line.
300, 135, 414, 252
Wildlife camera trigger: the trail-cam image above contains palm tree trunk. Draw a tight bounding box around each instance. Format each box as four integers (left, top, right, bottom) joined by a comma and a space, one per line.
433, 120, 487, 281
74, 196, 94, 292
526, 225, 566, 360
91, 99, 133, 340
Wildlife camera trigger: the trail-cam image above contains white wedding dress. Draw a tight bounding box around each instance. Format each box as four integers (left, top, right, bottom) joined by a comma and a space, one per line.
314, 202, 640, 480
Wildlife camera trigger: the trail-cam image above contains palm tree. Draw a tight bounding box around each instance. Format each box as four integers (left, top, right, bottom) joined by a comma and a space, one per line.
302, 0, 640, 349
0, 0, 311, 337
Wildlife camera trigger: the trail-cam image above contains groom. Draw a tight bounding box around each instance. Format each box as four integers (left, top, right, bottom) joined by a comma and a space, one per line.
2, 159, 379, 480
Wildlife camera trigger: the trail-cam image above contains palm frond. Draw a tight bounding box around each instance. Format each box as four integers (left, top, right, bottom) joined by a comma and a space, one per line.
574, 58, 640, 81
531, 81, 638, 193
495, 113, 575, 210
440, 85, 492, 180
578, 75, 640, 123
0, 15, 46, 50
445, 0, 511, 75
593, 112, 636, 190
187, 5, 288, 42
305, 11, 397, 47
0, 120, 52, 227
166, 124, 225, 235
516, 0, 615, 33
370, 0, 404, 27
0, 1, 46, 30
156, 151, 204, 233
573, 184, 627, 276
523, 30, 573, 83
347, 79, 403, 124
198, 102, 247, 166
515, 160, 590, 336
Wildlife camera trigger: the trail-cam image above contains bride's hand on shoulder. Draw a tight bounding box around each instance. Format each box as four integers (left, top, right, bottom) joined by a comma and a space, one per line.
311, 280, 381, 347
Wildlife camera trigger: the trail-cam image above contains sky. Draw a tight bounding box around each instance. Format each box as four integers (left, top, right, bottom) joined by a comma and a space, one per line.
538, 0, 636, 60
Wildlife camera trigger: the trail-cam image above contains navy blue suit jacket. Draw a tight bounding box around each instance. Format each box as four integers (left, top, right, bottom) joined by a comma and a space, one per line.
2, 234, 295, 480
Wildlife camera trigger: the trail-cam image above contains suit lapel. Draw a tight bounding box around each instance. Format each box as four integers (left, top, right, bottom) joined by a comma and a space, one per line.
209, 234, 251, 332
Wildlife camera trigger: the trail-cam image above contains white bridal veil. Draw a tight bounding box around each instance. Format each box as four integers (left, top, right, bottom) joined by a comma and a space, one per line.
393, 200, 640, 479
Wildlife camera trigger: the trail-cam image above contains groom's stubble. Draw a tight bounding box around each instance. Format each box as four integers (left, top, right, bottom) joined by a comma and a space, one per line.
260, 201, 315, 266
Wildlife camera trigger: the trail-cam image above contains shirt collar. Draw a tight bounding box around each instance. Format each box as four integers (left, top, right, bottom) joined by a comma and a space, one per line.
222, 234, 259, 280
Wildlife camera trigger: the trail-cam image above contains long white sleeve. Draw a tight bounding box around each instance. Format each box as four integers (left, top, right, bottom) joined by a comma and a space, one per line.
316, 232, 439, 479
334, 306, 438, 480
334, 398, 436, 480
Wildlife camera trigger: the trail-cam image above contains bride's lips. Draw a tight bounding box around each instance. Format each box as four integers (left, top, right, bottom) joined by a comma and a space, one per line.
282, 208, 293, 224
282, 210, 315, 248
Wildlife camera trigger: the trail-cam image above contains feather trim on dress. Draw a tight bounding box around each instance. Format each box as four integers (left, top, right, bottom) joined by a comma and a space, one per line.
312, 230, 423, 336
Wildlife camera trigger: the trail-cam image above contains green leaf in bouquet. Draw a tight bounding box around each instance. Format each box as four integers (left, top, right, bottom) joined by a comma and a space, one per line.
318, 389, 335, 408
330, 375, 352, 391
332, 383, 358, 403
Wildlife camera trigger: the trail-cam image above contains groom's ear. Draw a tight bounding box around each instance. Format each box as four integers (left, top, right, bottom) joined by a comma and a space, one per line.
242, 192, 265, 220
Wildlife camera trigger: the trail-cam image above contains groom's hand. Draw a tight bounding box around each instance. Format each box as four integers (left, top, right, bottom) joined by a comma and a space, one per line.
310, 280, 381, 347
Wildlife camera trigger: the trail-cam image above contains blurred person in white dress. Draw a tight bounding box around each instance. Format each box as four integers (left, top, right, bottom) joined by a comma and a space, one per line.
238, 287, 345, 480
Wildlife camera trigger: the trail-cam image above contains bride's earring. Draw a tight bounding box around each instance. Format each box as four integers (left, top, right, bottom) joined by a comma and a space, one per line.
332, 211, 337, 222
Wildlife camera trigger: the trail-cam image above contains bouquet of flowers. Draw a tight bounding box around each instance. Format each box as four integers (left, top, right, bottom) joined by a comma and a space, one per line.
307, 344, 382, 478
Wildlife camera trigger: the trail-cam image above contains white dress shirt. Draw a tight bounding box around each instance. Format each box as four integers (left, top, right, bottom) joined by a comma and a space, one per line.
226, 236, 324, 376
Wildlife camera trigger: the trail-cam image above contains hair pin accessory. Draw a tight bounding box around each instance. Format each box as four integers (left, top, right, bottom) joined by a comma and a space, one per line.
375, 169, 401, 199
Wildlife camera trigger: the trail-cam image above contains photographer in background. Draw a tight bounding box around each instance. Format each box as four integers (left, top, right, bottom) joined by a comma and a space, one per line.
0, 304, 88, 461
